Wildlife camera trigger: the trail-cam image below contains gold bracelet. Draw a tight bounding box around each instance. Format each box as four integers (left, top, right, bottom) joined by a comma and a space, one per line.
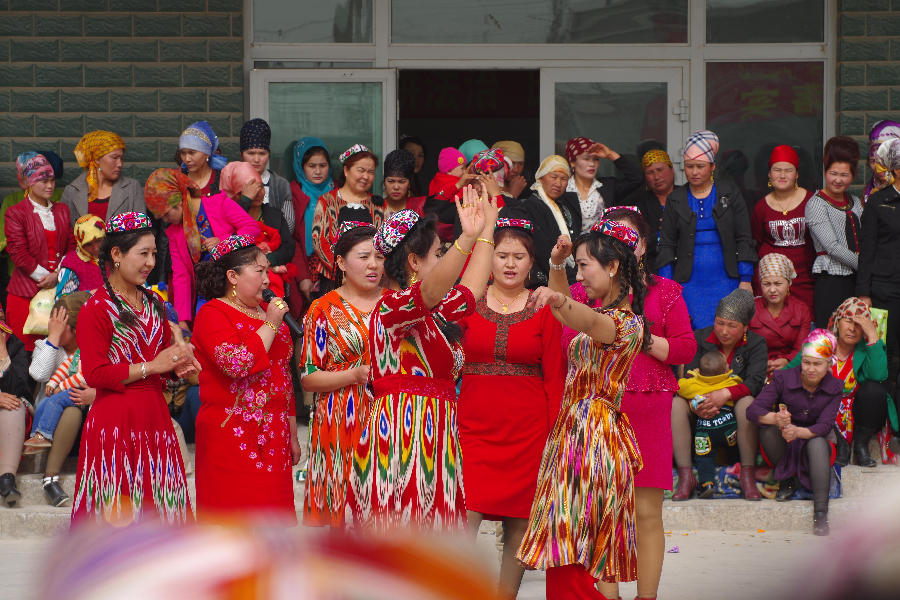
453, 239, 473, 256
263, 320, 278, 333
476, 237, 495, 247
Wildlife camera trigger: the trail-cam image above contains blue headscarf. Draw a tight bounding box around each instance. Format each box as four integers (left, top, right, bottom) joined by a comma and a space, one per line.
179, 120, 228, 171
292, 137, 334, 256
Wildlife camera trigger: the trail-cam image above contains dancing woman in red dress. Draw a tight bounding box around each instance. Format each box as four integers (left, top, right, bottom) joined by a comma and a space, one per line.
192, 234, 299, 523
72, 212, 198, 525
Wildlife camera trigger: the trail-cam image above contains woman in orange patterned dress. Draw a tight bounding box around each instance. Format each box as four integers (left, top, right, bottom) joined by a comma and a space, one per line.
517, 220, 650, 599
301, 220, 384, 527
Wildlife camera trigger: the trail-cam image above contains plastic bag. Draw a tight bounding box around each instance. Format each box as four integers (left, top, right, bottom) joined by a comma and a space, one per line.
22, 288, 56, 336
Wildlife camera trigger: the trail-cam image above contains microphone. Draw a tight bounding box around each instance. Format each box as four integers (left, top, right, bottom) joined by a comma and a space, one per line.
261, 289, 303, 338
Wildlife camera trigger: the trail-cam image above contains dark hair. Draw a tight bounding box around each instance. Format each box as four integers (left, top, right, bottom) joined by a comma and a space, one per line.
194, 245, 264, 300
699, 351, 728, 377
572, 231, 652, 350
333, 226, 378, 287
400, 136, 426, 157
335, 151, 379, 188
823, 136, 861, 178
99, 229, 166, 327
52, 291, 90, 330
493, 227, 535, 262
384, 216, 462, 344
601, 207, 657, 287
302, 146, 330, 169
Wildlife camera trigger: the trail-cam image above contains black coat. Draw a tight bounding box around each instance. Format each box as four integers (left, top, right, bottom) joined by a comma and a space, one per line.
856, 185, 900, 298
688, 326, 768, 398
655, 178, 757, 282
500, 190, 582, 288
559, 155, 644, 228
0, 335, 32, 400
620, 186, 665, 274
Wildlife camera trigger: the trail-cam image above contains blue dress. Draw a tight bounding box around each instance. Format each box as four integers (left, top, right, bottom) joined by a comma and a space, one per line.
660, 185, 739, 330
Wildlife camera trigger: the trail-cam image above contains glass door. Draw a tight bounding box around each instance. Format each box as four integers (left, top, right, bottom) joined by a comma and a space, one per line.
540, 67, 687, 181
248, 69, 396, 178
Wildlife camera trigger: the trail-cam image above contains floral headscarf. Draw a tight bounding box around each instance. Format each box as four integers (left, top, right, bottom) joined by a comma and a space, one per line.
74, 130, 125, 203
73, 214, 105, 265
144, 168, 204, 263
827, 297, 871, 336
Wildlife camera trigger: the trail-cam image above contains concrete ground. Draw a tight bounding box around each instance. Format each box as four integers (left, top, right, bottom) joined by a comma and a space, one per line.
1, 529, 823, 599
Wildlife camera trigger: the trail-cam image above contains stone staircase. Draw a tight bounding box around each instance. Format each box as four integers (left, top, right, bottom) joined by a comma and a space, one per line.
2, 440, 898, 538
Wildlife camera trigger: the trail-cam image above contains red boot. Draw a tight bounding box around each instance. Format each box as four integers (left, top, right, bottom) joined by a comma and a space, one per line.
672, 466, 696, 501
740, 464, 761, 501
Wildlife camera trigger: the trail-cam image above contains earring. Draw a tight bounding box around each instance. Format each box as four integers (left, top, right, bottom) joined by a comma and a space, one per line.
638, 257, 645, 271
409, 272, 419, 285
767, 180, 773, 189
794, 181, 799, 190
231, 287, 237, 298
114, 262, 120, 269
609, 272, 614, 278
743, 331, 748, 342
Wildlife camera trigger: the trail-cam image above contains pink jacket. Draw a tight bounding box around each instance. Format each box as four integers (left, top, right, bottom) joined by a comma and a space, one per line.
167, 192, 260, 322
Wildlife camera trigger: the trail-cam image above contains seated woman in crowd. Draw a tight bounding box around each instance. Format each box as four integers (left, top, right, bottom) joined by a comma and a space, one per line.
25, 293, 92, 507
312, 144, 384, 290
749, 253, 813, 377
5, 153, 74, 350
219, 162, 294, 290
623, 149, 677, 273
750, 145, 815, 313
62, 130, 144, 225
501, 155, 580, 288
749, 329, 843, 536
458, 217, 566, 599
806, 136, 862, 327
239, 118, 294, 230
0, 317, 31, 507
863, 120, 900, 202
657, 130, 757, 330
289, 137, 333, 312
56, 215, 105, 298
785, 298, 889, 468
563, 136, 642, 233
672, 289, 767, 501
859, 138, 900, 411
144, 167, 259, 329
178, 120, 228, 198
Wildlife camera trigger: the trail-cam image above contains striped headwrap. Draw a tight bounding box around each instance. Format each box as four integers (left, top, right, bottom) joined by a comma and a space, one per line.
74, 130, 125, 202
683, 130, 719, 163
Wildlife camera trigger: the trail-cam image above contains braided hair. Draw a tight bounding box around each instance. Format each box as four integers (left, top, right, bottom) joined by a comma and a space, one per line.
573, 230, 652, 350
99, 229, 166, 327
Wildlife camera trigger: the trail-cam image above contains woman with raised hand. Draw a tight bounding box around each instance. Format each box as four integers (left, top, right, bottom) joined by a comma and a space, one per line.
518, 218, 649, 599
72, 212, 198, 524
191, 234, 299, 523
457, 217, 566, 599
301, 220, 385, 528
348, 184, 499, 531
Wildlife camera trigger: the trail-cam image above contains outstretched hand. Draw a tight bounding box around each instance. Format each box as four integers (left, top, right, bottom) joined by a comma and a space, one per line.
456, 184, 486, 239
550, 235, 573, 266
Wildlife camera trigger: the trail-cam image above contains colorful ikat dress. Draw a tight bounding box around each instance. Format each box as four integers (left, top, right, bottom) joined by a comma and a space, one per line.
301, 290, 381, 527
72, 288, 190, 525
347, 281, 475, 531
517, 308, 644, 582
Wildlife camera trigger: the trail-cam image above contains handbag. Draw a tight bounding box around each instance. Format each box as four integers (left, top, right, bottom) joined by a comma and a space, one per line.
22, 288, 56, 336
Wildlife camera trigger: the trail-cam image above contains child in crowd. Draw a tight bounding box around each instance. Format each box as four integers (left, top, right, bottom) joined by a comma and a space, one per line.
428, 147, 468, 202
677, 351, 743, 498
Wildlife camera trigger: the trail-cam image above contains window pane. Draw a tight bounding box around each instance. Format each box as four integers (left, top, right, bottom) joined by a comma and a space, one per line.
266, 81, 383, 179
555, 82, 668, 178
253, 0, 373, 43
393, 0, 687, 44
706, 62, 823, 203
706, 0, 823, 43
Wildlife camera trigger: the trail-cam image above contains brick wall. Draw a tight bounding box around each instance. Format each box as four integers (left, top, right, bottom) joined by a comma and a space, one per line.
0, 0, 243, 198
837, 0, 900, 186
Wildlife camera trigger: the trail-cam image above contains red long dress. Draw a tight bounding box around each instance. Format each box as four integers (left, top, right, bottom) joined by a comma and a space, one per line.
750, 191, 815, 313
458, 294, 566, 519
72, 288, 190, 525
192, 299, 296, 522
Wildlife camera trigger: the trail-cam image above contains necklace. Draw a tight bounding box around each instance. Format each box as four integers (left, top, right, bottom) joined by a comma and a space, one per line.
226, 297, 264, 320
111, 285, 144, 315
490, 286, 526, 314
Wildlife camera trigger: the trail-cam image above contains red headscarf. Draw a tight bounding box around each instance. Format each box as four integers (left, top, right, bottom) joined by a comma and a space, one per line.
768, 145, 799, 169
565, 137, 594, 164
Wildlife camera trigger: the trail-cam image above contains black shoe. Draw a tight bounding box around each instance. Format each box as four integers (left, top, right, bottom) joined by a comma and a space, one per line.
42, 478, 69, 507
813, 511, 830, 536
775, 477, 798, 502
0, 473, 21, 507
835, 431, 851, 467
853, 426, 878, 468
697, 481, 715, 499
